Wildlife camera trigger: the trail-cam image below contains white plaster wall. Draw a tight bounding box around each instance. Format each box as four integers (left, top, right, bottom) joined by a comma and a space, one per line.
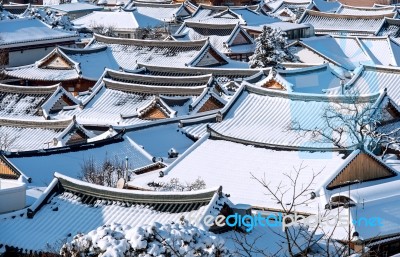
0, 180, 26, 214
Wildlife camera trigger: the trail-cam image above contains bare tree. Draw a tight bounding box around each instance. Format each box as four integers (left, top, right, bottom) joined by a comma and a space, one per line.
229, 165, 349, 257
79, 155, 126, 187
148, 177, 206, 192
89, 22, 117, 37
289, 91, 400, 157
134, 25, 165, 40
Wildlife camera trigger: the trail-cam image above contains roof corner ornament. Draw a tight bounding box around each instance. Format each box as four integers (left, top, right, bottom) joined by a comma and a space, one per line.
216, 111, 223, 123
217, 186, 223, 198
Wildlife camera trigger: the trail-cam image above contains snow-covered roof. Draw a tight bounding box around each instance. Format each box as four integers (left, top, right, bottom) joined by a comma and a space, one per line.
308, 0, 340, 13
333, 65, 400, 106
0, 18, 78, 49
298, 10, 395, 36
186, 83, 382, 150
0, 118, 117, 152
48, 2, 103, 13
264, 0, 310, 13
88, 33, 234, 69
187, 5, 280, 26
244, 21, 310, 32
174, 22, 254, 54
130, 136, 346, 212
125, 2, 190, 24
9, 135, 154, 187
292, 35, 400, 70
125, 123, 195, 159
0, 83, 61, 120
0, 172, 226, 251
274, 64, 344, 94
52, 69, 227, 126
336, 4, 396, 15
73, 10, 139, 31
377, 17, 400, 37
4, 46, 120, 82
325, 175, 400, 241
135, 63, 266, 83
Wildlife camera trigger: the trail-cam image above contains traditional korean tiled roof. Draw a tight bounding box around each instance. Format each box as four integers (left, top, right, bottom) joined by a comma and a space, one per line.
0, 172, 227, 251
298, 10, 396, 36
0, 118, 70, 152
89, 34, 232, 68
0, 83, 56, 119
53, 69, 224, 126
377, 18, 400, 37
330, 65, 400, 106
336, 4, 396, 15
130, 135, 346, 212
307, 0, 340, 13
174, 22, 254, 54
3, 3, 30, 15
123, 2, 191, 23
134, 63, 267, 83
276, 64, 344, 93
4, 46, 120, 81
0, 18, 78, 49
187, 4, 279, 26
73, 10, 139, 31
183, 82, 383, 150
48, 3, 103, 14
292, 35, 400, 70
263, 0, 310, 13
0, 83, 78, 120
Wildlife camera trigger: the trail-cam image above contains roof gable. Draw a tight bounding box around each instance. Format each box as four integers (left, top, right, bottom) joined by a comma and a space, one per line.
37, 49, 75, 70
327, 151, 397, 190
190, 43, 229, 67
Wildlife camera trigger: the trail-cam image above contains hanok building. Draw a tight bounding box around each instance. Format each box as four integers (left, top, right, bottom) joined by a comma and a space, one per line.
0, 118, 117, 152
0, 172, 230, 252
88, 33, 245, 69
133, 62, 266, 84
262, 0, 311, 21
377, 18, 400, 44
3, 46, 120, 94
314, 150, 400, 255
0, 83, 79, 120
47, 2, 104, 20
51, 68, 231, 126
180, 82, 392, 149
74, 3, 191, 38
0, 18, 79, 67
186, 4, 280, 26
339, 0, 400, 7
327, 64, 400, 106
298, 10, 397, 36
244, 22, 314, 40
173, 22, 255, 61
290, 35, 400, 71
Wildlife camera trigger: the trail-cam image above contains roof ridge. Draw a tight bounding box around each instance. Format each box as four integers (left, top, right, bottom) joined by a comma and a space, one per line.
243, 81, 381, 103
94, 33, 207, 47
304, 9, 395, 19
55, 172, 219, 203
0, 83, 59, 94
0, 118, 74, 129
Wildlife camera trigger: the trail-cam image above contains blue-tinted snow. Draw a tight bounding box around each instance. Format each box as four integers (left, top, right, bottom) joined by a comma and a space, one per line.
9, 136, 153, 187
126, 124, 195, 159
